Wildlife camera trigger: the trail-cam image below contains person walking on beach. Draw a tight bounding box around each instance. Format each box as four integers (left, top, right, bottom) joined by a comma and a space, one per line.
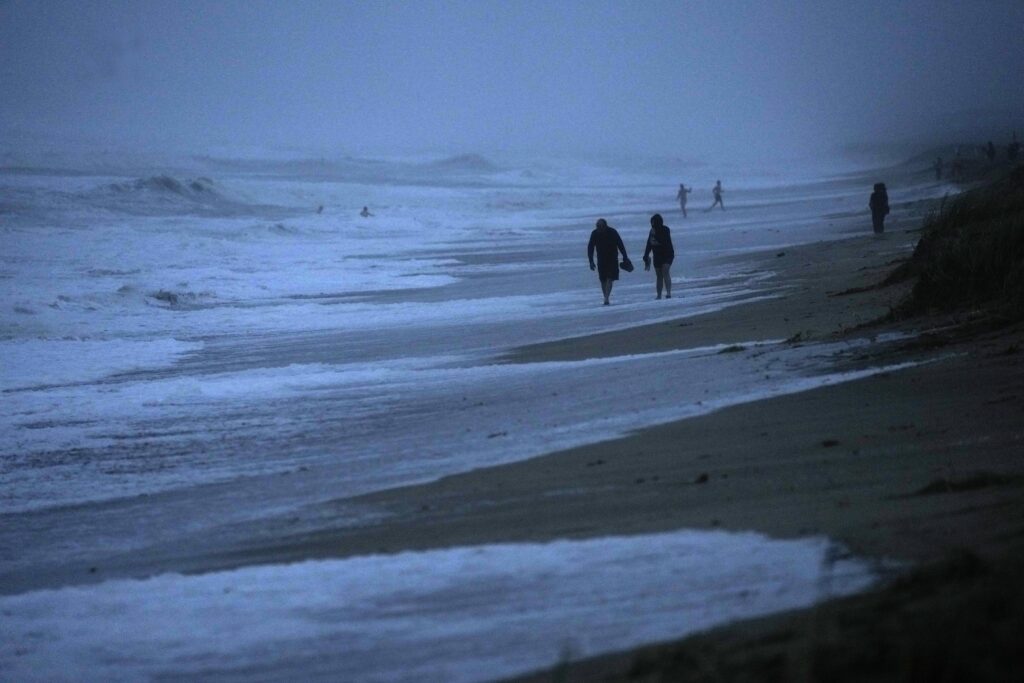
869, 182, 889, 235
642, 213, 675, 299
588, 218, 631, 305
676, 183, 692, 217
706, 180, 724, 211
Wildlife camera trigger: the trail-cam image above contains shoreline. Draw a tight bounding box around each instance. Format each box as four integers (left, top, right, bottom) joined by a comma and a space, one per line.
6, 164, 1022, 680
229, 178, 1024, 679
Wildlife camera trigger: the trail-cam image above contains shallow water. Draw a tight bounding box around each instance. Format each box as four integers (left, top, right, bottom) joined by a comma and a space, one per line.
0, 530, 884, 683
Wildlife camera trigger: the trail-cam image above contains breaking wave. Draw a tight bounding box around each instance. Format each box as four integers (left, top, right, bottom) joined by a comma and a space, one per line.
147, 288, 217, 309
425, 153, 498, 172
107, 175, 218, 197
81, 175, 288, 218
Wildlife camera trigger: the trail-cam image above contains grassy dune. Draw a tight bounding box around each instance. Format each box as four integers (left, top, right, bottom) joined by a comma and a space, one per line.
892, 165, 1024, 319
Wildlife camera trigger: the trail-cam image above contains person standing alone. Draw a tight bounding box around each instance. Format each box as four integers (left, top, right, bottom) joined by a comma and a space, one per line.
588, 218, 630, 305
869, 183, 889, 235
643, 213, 675, 299
676, 183, 692, 217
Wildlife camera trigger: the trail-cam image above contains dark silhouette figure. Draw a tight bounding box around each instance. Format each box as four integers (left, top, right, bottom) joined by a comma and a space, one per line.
316, 205, 324, 214
642, 213, 675, 299
360, 206, 373, 217
675, 184, 692, 217
933, 156, 943, 180
869, 183, 889, 235
986, 141, 997, 163
706, 180, 724, 211
1009, 133, 1021, 162
588, 218, 629, 305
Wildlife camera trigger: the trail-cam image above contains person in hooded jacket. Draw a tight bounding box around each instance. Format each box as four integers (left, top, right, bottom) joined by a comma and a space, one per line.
642, 213, 675, 299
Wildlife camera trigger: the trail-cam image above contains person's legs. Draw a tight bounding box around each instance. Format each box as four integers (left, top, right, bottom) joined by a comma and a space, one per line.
661, 263, 672, 298
655, 267, 664, 299
601, 278, 612, 304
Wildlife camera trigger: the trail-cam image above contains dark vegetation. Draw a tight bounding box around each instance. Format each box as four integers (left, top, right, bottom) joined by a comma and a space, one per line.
516, 548, 1024, 683
620, 550, 1024, 683
888, 166, 1024, 320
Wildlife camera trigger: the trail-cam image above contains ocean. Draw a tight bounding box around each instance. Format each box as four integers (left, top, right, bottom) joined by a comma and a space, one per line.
1, 150, 940, 680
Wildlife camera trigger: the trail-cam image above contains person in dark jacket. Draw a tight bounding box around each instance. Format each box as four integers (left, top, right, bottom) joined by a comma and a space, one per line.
588, 218, 630, 305
869, 183, 889, 235
642, 213, 675, 299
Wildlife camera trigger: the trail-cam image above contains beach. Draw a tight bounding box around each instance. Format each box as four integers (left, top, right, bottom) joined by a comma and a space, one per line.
3, 152, 1022, 681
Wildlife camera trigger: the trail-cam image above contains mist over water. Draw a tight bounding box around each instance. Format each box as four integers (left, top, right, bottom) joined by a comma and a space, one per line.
2, 0, 1023, 164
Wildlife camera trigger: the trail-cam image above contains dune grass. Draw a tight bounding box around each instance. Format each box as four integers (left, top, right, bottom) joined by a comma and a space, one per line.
891, 166, 1024, 320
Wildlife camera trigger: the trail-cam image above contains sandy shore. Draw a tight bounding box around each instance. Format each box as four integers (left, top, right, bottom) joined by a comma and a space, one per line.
199, 202, 1019, 564
217, 197, 1023, 680
7, 173, 1022, 679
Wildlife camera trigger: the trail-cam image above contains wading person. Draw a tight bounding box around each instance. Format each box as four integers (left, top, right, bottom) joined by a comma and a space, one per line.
869, 182, 889, 235
676, 183, 692, 217
588, 218, 630, 305
706, 180, 724, 211
642, 213, 675, 299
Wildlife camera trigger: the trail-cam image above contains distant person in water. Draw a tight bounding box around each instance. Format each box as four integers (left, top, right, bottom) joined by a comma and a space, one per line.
588, 218, 630, 305
706, 180, 724, 211
360, 206, 373, 217
933, 156, 943, 180
869, 182, 889, 235
675, 183, 692, 217
643, 213, 675, 299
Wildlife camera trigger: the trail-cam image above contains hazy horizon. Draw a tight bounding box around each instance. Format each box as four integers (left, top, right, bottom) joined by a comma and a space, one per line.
2, 0, 1023, 165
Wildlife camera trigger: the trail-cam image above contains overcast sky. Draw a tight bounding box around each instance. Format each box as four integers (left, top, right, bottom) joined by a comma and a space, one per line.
2, 0, 1023, 162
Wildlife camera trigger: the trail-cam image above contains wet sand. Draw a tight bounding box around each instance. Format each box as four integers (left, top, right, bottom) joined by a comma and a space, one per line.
8, 186, 1023, 679
224, 207, 1024, 681
296, 224, 1020, 563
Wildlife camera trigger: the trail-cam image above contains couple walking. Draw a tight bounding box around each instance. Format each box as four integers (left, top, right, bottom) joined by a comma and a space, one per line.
587, 214, 675, 305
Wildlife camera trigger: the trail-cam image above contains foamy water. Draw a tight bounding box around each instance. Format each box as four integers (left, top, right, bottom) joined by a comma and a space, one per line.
1, 151, 940, 680
0, 530, 885, 683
